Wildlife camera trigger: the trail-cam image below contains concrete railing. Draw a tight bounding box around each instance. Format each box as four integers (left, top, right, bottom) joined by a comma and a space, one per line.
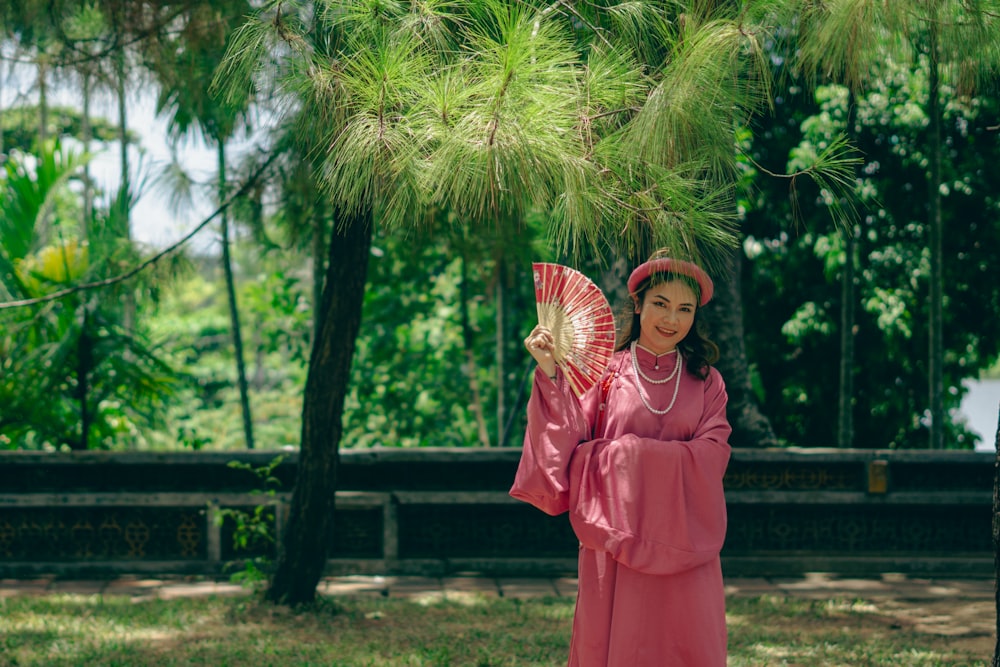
0, 448, 993, 578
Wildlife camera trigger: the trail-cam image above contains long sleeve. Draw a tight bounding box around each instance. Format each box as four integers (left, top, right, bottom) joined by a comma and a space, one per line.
567, 368, 731, 575
509, 368, 592, 515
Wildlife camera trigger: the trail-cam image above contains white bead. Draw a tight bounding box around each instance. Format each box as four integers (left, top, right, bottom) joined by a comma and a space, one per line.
630, 342, 682, 415
632, 342, 680, 384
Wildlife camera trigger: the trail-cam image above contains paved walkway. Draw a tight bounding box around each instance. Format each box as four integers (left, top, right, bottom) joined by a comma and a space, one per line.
0, 571, 993, 604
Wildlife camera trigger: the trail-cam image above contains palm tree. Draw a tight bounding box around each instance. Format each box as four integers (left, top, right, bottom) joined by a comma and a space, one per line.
0, 140, 174, 449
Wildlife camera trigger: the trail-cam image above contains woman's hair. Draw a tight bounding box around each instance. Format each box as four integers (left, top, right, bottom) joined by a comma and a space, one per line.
615, 271, 720, 380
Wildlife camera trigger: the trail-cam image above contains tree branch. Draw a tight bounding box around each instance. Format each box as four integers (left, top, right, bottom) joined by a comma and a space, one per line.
543, 0, 612, 49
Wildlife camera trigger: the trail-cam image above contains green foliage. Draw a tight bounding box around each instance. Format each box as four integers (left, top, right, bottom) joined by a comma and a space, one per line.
343, 220, 546, 448
743, 65, 1000, 448
0, 142, 176, 450
212, 0, 846, 268
215, 455, 284, 588
0, 141, 88, 270
148, 252, 309, 451
145, 212, 550, 451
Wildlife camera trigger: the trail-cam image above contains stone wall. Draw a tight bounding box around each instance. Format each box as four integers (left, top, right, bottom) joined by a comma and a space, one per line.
0, 448, 992, 578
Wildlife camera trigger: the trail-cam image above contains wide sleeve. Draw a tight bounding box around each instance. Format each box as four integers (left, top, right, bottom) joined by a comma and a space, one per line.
567, 368, 732, 575
509, 368, 592, 515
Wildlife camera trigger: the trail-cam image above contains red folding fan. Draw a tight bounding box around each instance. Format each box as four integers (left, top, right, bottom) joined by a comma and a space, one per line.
532, 262, 616, 397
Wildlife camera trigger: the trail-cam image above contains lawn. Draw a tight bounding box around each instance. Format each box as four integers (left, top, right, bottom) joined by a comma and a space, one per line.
0, 590, 990, 666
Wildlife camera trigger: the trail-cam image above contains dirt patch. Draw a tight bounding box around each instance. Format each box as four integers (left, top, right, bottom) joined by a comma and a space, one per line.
877, 598, 995, 654
730, 593, 996, 661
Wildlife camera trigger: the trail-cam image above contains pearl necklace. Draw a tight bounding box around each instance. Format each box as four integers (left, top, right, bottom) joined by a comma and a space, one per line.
630, 341, 683, 415
632, 343, 680, 384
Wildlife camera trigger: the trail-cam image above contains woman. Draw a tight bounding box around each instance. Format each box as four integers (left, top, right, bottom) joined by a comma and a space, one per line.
510, 253, 732, 666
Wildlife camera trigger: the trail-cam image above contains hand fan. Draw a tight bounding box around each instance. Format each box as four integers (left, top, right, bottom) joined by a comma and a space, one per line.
532, 262, 616, 397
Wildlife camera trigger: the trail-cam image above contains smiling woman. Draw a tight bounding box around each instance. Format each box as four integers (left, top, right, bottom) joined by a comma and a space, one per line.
513, 250, 732, 667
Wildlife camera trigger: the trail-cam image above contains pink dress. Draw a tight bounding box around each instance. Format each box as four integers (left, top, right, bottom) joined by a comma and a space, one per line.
510, 346, 732, 667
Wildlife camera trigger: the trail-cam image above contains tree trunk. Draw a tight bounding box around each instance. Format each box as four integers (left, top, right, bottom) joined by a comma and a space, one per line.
927, 21, 945, 449
81, 70, 93, 233
311, 198, 327, 344
705, 245, 779, 447
218, 143, 255, 450
114, 27, 135, 334
37, 61, 47, 149
495, 259, 506, 446
74, 307, 92, 451
115, 37, 129, 238
837, 92, 859, 448
461, 253, 492, 448
837, 226, 856, 448
266, 212, 373, 606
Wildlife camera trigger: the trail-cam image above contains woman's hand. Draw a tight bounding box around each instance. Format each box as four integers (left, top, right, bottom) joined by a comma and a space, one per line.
524, 325, 558, 380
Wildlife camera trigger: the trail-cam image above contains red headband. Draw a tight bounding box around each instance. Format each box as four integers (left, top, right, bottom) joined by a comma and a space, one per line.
627, 258, 714, 306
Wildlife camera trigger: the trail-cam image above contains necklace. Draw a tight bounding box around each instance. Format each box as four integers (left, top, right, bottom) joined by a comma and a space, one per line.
632, 343, 680, 384
630, 341, 683, 415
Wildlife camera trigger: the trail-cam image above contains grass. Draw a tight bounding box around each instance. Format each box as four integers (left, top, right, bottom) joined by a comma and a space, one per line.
0, 590, 990, 666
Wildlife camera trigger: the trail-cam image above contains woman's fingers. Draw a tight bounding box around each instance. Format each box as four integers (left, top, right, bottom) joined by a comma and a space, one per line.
524, 326, 558, 378
524, 328, 554, 352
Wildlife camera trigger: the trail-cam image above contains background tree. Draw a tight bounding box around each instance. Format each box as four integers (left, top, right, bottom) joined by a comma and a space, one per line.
741, 61, 1000, 448
153, 0, 258, 448
793, 0, 1000, 448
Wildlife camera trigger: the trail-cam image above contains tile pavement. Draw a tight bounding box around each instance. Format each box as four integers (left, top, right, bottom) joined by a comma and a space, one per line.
0, 571, 993, 604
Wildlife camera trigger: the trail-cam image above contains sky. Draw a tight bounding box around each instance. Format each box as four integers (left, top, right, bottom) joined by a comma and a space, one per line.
88, 91, 220, 252
961, 380, 1000, 452
6, 57, 259, 254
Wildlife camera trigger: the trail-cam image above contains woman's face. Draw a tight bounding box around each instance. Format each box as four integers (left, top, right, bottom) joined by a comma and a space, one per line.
635, 279, 697, 354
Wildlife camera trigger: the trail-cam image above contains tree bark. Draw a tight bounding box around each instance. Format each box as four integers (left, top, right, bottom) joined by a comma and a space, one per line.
115, 29, 129, 239
705, 245, 778, 447
114, 18, 135, 333
311, 199, 327, 344
266, 211, 373, 606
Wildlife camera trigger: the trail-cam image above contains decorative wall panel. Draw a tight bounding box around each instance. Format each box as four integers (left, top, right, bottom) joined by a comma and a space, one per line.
0, 508, 204, 561
0, 449, 992, 577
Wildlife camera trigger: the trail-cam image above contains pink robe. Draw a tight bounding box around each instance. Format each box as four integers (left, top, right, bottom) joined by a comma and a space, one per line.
510, 346, 732, 667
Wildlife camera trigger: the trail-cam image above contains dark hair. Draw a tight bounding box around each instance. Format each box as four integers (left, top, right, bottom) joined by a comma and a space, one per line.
615, 271, 720, 380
